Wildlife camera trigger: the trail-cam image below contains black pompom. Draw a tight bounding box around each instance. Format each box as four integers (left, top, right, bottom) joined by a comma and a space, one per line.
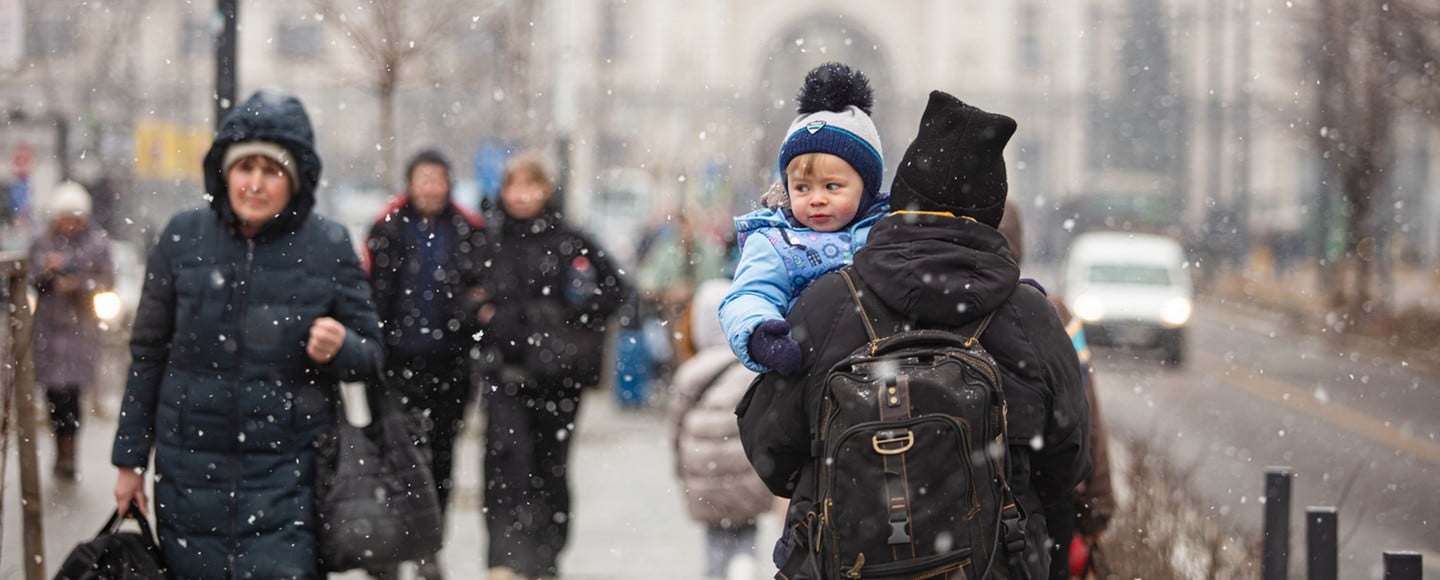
795, 62, 874, 116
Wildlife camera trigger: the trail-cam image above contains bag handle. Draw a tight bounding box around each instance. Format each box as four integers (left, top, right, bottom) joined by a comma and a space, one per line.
99, 501, 161, 550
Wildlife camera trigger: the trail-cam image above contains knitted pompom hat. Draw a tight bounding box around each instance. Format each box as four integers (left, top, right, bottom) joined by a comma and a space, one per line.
776, 62, 884, 219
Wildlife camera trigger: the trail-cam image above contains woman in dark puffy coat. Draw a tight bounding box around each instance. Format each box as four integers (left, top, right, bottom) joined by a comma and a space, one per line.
111, 89, 383, 579
476, 151, 628, 580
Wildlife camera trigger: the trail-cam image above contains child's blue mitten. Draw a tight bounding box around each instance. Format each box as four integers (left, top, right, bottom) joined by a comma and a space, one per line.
748, 319, 802, 376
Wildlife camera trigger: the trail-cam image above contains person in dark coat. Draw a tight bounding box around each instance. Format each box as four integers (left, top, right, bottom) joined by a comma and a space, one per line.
111, 89, 383, 579
29, 180, 114, 480
476, 151, 628, 580
737, 90, 1090, 578
365, 148, 487, 579
998, 199, 1116, 579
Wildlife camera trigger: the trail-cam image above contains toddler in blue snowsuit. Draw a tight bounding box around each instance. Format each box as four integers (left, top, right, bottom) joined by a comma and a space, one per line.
720, 62, 889, 375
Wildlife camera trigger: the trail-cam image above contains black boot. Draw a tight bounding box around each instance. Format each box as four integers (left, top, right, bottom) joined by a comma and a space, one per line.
365, 563, 400, 579
54, 435, 77, 480
416, 553, 444, 580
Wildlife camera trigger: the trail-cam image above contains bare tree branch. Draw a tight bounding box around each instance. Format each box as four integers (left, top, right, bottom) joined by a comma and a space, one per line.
305, 0, 484, 187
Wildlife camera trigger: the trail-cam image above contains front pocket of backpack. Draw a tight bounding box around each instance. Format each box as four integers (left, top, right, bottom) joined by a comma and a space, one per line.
824, 415, 977, 570
856, 547, 973, 579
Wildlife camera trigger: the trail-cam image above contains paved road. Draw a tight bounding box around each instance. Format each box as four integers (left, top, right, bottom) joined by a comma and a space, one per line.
1093, 299, 1440, 579
1, 388, 784, 579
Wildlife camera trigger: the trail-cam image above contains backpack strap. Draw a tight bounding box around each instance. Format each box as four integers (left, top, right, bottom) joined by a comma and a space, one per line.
838, 267, 994, 350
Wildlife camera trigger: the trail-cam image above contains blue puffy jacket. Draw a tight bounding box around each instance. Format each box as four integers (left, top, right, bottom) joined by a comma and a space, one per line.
719, 199, 888, 372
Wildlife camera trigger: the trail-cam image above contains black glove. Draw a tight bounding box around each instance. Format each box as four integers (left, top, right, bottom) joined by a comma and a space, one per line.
748, 319, 802, 376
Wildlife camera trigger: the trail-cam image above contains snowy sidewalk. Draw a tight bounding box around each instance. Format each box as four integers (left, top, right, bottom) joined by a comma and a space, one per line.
1, 388, 781, 580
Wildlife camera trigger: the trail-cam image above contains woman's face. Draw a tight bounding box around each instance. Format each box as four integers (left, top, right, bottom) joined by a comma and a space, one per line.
52, 214, 86, 237
226, 154, 293, 236
501, 168, 551, 220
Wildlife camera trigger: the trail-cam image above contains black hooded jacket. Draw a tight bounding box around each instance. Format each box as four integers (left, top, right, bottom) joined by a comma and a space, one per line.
113, 90, 383, 579
477, 205, 628, 387
737, 213, 1090, 574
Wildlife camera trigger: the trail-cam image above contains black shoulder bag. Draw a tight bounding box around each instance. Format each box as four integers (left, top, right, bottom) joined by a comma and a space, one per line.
53, 501, 166, 580
314, 360, 445, 572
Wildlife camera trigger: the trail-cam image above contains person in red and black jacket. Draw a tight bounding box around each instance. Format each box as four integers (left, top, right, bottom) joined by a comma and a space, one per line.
365, 148, 489, 576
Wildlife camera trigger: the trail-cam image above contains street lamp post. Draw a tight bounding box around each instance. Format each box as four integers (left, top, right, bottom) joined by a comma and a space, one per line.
215, 0, 237, 129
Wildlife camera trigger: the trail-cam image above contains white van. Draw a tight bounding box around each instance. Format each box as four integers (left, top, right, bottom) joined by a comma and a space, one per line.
1062, 231, 1193, 365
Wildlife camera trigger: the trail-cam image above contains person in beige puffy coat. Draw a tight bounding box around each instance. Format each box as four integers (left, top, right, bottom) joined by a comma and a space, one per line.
670, 278, 777, 580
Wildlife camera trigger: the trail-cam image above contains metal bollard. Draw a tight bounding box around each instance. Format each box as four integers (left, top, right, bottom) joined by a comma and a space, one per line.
1305, 507, 1337, 580
1382, 551, 1422, 580
1262, 467, 1293, 580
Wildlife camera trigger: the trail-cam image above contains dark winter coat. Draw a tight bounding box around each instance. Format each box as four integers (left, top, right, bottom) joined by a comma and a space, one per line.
366, 195, 488, 360
736, 213, 1090, 576
478, 206, 627, 388
111, 90, 382, 579
28, 222, 114, 389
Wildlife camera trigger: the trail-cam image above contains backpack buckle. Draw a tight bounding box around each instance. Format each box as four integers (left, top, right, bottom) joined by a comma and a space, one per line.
1001, 502, 1026, 553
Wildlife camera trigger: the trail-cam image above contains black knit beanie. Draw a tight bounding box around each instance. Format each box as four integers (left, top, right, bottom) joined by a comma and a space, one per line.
889, 90, 1017, 227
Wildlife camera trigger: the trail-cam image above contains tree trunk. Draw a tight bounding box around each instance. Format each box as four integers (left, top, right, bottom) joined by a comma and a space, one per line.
378, 66, 398, 190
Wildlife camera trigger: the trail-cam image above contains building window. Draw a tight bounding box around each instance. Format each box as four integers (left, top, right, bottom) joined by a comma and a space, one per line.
1018, 4, 1041, 72
27, 18, 77, 58
275, 21, 324, 60
180, 19, 211, 58
600, 0, 621, 61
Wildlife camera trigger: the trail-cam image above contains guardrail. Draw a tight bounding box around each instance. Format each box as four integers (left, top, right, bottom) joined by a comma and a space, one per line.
0, 251, 46, 579
1261, 466, 1423, 579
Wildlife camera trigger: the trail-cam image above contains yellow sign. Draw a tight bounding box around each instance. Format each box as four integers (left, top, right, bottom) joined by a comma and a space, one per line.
133, 119, 211, 182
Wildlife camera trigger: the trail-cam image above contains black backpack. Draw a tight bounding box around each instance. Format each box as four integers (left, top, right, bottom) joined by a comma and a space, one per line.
801, 269, 1028, 579
53, 502, 166, 580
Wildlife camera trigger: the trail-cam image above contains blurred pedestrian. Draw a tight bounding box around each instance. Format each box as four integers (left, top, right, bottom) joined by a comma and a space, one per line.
738, 90, 1089, 577
998, 200, 1115, 578
669, 279, 775, 580
365, 148, 489, 579
476, 151, 629, 580
111, 89, 384, 579
28, 180, 114, 480
636, 211, 730, 363
719, 62, 889, 377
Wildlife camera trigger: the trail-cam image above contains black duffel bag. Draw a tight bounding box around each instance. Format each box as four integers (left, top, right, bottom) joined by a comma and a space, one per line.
314, 362, 444, 572
53, 501, 165, 579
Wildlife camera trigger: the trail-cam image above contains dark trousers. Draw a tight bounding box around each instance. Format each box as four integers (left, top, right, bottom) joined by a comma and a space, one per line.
482, 373, 582, 578
44, 387, 82, 436
1045, 498, 1077, 580
388, 352, 474, 512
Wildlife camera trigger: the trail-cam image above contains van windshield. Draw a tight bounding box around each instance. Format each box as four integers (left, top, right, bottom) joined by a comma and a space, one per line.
1088, 264, 1171, 286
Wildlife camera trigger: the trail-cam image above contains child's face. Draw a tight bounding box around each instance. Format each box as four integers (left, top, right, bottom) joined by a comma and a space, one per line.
786, 153, 865, 232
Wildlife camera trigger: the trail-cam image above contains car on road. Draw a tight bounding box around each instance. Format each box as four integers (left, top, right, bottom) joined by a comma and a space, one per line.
1062, 231, 1193, 365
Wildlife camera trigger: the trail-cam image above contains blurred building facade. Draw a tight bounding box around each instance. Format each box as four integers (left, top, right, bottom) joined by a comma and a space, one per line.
1, 0, 1436, 268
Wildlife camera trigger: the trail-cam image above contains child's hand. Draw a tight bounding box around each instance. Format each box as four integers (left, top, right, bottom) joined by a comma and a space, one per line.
749, 319, 802, 376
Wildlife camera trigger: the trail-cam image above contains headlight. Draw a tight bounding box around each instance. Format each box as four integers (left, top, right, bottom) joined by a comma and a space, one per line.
94, 291, 122, 322
1071, 293, 1105, 323
1161, 297, 1192, 327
